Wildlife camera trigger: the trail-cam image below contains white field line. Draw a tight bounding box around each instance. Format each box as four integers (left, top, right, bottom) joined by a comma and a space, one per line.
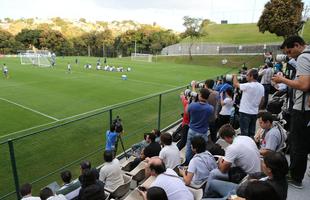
0, 97, 59, 121
0, 70, 178, 139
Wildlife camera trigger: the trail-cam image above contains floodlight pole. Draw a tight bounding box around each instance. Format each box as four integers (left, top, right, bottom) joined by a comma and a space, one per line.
134, 40, 137, 57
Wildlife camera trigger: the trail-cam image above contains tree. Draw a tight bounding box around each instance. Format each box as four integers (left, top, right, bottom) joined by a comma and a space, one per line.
15, 29, 42, 49
181, 16, 206, 60
0, 29, 23, 54
39, 30, 71, 55
257, 0, 304, 38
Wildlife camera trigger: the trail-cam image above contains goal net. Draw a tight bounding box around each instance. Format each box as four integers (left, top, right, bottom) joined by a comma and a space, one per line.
19, 50, 52, 67
131, 53, 153, 62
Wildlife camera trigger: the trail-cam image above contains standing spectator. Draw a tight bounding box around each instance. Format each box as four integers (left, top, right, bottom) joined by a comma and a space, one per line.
146, 157, 194, 200
185, 88, 214, 164
105, 125, 118, 151
259, 62, 274, 109
272, 35, 310, 189
176, 89, 190, 150
179, 136, 217, 186
20, 183, 40, 200
99, 150, 124, 191
217, 88, 234, 129
233, 69, 264, 137
159, 133, 181, 169
204, 79, 220, 142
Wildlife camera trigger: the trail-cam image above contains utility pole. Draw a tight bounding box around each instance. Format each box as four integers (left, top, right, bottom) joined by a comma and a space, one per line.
134, 40, 137, 56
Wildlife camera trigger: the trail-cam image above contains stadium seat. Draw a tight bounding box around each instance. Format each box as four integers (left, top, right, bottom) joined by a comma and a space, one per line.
188, 179, 208, 190
141, 176, 156, 188
123, 188, 143, 200
187, 187, 203, 200
121, 156, 137, 172
215, 138, 230, 150
105, 174, 132, 199
125, 161, 147, 185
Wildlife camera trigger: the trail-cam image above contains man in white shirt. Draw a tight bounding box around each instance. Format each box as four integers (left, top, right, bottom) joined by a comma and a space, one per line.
20, 183, 41, 200
146, 157, 194, 200
159, 133, 181, 169
99, 150, 124, 191
233, 69, 264, 137
208, 124, 261, 183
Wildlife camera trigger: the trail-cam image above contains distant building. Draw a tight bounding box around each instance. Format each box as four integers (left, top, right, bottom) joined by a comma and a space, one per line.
221, 20, 228, 24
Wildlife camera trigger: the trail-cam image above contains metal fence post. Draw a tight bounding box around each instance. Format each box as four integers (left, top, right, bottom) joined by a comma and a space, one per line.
109, 109, 113, 126
157, 94, 162, 130
8, 139, 21, 200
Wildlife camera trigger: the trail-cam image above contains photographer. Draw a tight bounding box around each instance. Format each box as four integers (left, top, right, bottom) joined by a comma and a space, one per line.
259, 62, 274, 109
233, 69, 264, 137
272, 36, 310, 189
185, 88, 214, 165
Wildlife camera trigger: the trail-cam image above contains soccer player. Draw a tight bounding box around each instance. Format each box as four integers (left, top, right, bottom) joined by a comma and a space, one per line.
67, 63, 71, 73
3, 64, 8, 79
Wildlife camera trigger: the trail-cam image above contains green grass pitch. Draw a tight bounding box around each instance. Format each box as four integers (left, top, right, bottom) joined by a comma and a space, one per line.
0, 55, 251, 199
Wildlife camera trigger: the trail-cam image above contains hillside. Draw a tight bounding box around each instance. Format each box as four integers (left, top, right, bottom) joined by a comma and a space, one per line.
0, 17, 162, 38
182, 22, 310, 44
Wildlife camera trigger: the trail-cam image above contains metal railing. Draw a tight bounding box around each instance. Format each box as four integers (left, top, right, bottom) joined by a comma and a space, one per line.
0, 84, 189, 200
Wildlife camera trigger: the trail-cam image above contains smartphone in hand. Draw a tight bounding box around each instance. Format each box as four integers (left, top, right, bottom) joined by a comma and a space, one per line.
138, 186, 147, 192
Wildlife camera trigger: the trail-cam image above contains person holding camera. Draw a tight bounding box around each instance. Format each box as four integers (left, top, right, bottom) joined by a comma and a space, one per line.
259, 62, 274, 109
272, 36, 310, 189
185, 88, 214, 165
233, 69, 264, 137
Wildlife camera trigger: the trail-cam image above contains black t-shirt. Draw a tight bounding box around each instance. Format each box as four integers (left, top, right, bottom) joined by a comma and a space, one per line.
143, 142, 161, 158
267, 178, 288, 200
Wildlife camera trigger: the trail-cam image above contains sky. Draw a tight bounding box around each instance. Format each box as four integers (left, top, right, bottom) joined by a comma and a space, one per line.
1, 0, 310, 31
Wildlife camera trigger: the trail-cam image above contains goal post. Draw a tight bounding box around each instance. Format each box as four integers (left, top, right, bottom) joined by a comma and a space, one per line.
131, 53, 153, 62
19, 50, 52, 67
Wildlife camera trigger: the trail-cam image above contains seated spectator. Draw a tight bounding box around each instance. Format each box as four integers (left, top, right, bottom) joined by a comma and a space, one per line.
138, 186, 168, 200
204, 151, 288, 200
78, 169, 106, 200
78, 160, 99, 188
159, 133, 181, 169
59, 170, 72, 190
131, 133, 149, 156
20, 183, 40, 200
243, 181, 281, 200
130, 133, 161, 170
146, 157, 194, 200
179, 136, 217, 186
217, 88, 234, 129
257, 112, 286, 156
99, 150, 124, 191
208, 124, 260, 183
39, 187, 66, 200
152, 129, 161, 143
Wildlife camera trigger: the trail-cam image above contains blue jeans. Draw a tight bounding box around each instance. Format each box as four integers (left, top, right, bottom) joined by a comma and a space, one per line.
239, 112, 257, 137
203, 179, 238, 199
185, 128, 208, 164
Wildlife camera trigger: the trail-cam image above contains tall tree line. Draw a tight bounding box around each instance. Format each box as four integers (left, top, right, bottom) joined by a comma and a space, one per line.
0, 26, 179, 56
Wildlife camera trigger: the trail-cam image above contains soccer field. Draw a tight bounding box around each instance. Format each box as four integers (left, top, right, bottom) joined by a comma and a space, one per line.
0, 56, 231, 139
0, 56, 235, 199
